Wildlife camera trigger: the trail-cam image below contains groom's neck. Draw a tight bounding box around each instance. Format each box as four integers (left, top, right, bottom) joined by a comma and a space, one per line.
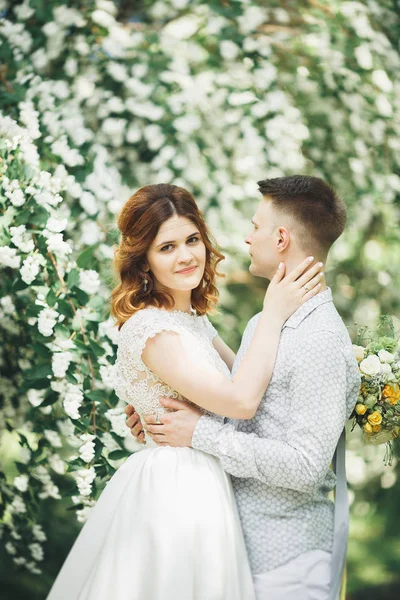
283, 253, 328, 293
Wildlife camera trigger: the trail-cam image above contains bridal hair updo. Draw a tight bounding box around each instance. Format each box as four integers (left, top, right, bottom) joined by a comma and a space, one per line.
111, 183, 225, 329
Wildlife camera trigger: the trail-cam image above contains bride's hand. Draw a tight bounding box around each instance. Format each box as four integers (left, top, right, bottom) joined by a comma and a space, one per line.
263, 257, 323, 324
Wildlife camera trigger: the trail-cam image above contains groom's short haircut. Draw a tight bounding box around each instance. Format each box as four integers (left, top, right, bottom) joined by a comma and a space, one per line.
257, 175, 347, 255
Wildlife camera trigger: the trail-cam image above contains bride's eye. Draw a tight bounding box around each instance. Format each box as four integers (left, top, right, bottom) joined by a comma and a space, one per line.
160, 244, 173, 252
187, 236, 199, 244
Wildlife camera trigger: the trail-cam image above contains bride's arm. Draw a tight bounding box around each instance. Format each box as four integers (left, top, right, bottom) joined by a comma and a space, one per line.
143, 258, 323, 419
212, 336, 236, 371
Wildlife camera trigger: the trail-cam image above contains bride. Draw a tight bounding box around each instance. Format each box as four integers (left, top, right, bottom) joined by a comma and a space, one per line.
47, 183, 322, 600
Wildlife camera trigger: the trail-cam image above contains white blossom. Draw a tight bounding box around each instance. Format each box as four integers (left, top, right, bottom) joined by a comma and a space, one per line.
29, 543, 44, 562
0, 247, 21, 269
27, 389, 45, 407
99, 363, 116, 389
92, 9, 115, 29
79, 191, 98, 216
372, 69, 393, 93
14, 1, 34, 20
76, 503, 95, 523
37, 307, 59, 337
79, 433, 96, 463
46, 217, 68, 233
52, 351, 73, 378
0, 295, 16, 315
20, 253, 46, 284
63, 383, 84, 419
14, 474, 29, 493
105, 407, 129, 438
354, 44, 373, 70
9, 496, 26, 514
101, 432, 120, 452
6, 542, 17, 555
79, 270, 101, 295
73, 467, 96, 496
10, 225, 35, 253
220, 40, 240, 60
49, 453, 66, 475
44, 429, 63, 448
45, 232, 73, 258
32, 524, 47, 542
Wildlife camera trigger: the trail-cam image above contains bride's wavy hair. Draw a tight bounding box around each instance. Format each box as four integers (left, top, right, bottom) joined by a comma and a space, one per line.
111, 184, 225, 329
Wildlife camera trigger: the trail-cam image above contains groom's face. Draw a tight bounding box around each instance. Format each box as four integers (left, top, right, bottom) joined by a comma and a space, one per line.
245, 198, 281, 280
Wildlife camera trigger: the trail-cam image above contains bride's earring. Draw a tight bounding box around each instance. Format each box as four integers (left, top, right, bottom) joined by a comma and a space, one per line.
143, 277, 148, 292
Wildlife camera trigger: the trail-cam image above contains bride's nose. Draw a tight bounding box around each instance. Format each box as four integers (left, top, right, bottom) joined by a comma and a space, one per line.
177, 244, 193, 263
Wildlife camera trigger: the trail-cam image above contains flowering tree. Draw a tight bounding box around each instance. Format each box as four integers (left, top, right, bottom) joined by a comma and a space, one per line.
0, 0, 399, 582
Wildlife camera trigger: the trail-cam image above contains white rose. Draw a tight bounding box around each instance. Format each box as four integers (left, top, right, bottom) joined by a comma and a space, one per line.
360, 354, 382, 376
381, 363, 392, 375
378, 350, 395, 363
353, 345, 365, 362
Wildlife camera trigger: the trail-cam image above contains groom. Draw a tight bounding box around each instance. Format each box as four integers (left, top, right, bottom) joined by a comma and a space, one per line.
125, 175, 360, 600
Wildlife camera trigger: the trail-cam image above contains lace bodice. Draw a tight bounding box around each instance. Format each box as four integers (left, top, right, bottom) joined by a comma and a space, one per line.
114, 307, 228, 446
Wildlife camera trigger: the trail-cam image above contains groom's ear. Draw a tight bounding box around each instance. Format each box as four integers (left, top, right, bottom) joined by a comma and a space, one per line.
276, 226, 290, 252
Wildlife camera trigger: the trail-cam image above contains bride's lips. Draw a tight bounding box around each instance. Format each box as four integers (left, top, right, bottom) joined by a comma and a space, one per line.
176, 266, 197, 274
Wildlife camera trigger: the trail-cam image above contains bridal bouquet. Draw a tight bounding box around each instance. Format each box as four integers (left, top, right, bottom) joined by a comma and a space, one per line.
352, 317, 400, 463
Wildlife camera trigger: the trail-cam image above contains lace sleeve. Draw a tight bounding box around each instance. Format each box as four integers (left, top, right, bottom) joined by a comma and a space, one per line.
117, 310, 189, 380
200, 314, 218, 341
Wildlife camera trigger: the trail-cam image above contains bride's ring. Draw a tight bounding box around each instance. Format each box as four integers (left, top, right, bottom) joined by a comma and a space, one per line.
156, 413, 161, 425
303, 285, 310, 293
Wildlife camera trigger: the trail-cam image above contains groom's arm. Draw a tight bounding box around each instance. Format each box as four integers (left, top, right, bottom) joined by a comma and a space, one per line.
192, 331, 352, 494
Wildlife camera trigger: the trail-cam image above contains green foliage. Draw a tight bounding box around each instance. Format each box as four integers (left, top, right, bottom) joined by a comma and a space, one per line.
0, 0, 399, 596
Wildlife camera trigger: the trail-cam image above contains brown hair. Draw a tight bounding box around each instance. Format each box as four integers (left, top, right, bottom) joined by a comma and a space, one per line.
258, 175, 347, 255
111, 184, 224, 329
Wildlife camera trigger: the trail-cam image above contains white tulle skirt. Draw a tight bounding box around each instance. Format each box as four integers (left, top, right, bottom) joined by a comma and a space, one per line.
47, 446, 255, 600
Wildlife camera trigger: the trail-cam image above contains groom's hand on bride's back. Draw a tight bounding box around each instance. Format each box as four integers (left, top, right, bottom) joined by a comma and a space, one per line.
124, 404, 145, 444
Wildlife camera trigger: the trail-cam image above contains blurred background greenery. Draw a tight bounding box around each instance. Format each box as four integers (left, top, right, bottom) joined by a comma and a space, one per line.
1, 0, 400, 598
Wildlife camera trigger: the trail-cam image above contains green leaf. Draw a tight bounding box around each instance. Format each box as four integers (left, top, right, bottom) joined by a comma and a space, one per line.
24, 364, 52, 380
22, 379, 50, 390
13, 209, 31, 226
31, 343, 51, 359
67, 268, 80, 289
88, 339, 105, 357
46, 288, 58, 307
29, 206, 49, 227
77, 246, 97, 269
108, 450, 130, 461
74, 339, 89, 353
66, 503, 84, 511
54, 324, 71, 337
40, 392, 59, 407
25, 304, 42, 318
85, 390, 105, 402
66, 370, 78, 384
12, 278, 29, 292
108, 390, 120, 408
75, 288, 89, 305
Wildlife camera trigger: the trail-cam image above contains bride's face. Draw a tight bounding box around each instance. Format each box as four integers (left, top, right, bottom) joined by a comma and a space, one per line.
146, 215, 206, 293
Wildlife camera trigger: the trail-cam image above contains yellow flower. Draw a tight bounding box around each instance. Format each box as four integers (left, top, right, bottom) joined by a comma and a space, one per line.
355, 404, 367, 415
368, 411, 383, 426
382, 385, 394, 398
372, 424, 381, 433
382, 384, 400, 405
363, 422, 373, 433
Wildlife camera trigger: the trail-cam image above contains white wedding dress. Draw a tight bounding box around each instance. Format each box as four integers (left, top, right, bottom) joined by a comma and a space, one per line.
47, 307, 255, 600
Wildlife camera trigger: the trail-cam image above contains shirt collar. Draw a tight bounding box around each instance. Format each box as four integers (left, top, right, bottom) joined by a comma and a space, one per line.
283, 287, 333, 330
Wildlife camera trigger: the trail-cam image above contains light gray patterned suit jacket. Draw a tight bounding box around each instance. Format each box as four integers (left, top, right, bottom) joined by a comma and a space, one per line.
192, 289, 360, 575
